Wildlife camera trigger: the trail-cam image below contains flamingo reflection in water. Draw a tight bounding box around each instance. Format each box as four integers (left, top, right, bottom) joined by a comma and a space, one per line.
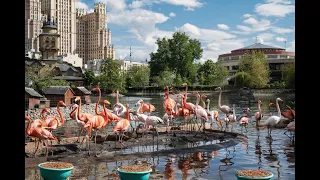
218, 147, 235, 179
163, 156, 176, 180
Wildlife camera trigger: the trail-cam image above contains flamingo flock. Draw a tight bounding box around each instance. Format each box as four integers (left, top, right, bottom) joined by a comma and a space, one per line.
25, 83, 295, 160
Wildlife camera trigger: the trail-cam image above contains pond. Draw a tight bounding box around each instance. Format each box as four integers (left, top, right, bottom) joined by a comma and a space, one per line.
25, 91, 295, 180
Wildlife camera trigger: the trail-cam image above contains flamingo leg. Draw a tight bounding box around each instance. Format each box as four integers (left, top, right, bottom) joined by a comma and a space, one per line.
34, 139, 40, 158
94, 130, 99, 157
76, 127, 84, 143
44, 140, 49, 161
87, 125, 93, 156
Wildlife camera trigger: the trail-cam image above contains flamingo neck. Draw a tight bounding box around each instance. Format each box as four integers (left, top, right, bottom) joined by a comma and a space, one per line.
218, 89, 222, 109
103, 103, 109, 124
276, 99, 281, 117
41, 111, 46, 120
201, 95, 206, 109
258, 103, 261, 115
74, 106, 80, 123
195, 95, 199, 108
70, 106, 77, 118
95, 88, 101, 115
126, 105, 129, 120
206, 100, 210, 111
77, 98, 82, 120
57, 104, 65, 127
233, 107, 236, 119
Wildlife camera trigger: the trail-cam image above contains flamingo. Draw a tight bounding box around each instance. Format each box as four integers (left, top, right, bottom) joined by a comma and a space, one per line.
215, 87, 232, 121
182, 82, 196, 114
74, 96, 94, 123
238, 108, 250, 132
194, 92, 209, 133
112, 104, 131, 148
264, 97, 283, 139
92, 87, 120, 123
145, 113, 165, 137
42, 101, 67, 130
25, 116, 59, 160
255, 100, 263, 127
212, 110, 224, 130
136, 99, 156, 115
200, 94, 207, 109
163, 86, 176, 131
82, 107, 106, 157
270, 103, 295, 121
226, 104, 237, 132
112, 90, 127, 118
284, 121, 295, 142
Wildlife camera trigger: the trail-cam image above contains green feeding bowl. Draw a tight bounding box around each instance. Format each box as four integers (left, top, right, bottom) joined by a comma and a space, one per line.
117, 168, 152, 180
236, 172, 273, 180
38, 162, 74, 180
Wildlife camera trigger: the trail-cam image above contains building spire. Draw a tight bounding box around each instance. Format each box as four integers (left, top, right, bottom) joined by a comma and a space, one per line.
255, 36, 258, 43
284, 40, 286, 50
129, 46, 132, 62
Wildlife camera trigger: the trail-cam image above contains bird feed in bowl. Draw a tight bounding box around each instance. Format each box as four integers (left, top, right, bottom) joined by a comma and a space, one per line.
236, 169, 272, 178
40, 162, 73, 169
119, 164, 150, 172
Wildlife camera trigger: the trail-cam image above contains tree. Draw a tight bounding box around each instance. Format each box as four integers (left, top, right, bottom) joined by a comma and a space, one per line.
25, 64, 70, 93
97, 58, 126, 93
151, 69, 175, 88
83, 69, 95, 87
283, 61, 295, 88
149, 32, 203, 82
126, 66, 150, 88
235, 71, 252, 88
238, 51, 270, 88
197, 60, 229, 86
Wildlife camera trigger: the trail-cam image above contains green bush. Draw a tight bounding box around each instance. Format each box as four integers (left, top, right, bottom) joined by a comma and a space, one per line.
235, 72, 252, 88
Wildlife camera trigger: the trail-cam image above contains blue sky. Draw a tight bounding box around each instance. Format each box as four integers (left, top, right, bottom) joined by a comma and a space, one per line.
76, 0, 295, 63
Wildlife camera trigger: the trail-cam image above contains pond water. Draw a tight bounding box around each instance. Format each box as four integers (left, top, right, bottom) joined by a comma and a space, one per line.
25, 91, 295, 180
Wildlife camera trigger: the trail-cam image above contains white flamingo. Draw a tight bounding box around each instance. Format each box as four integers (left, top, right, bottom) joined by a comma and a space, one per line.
255, 100, 263, 127
264, 97, 283, 139
215, 87, 232, 121
227, 104, 237, 132
113, 90, 127, 118
71, 103, 87, 143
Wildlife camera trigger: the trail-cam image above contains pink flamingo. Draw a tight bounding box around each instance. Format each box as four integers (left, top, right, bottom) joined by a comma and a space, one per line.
112, 90, 127, 118
163, 86, 176, 131
112, 104, 131, 148
239, 108, 250, 132
255, 100, 263, 126
284, 121, 295, 142
194, 92, 209, 133
182, 83, 196, 114
264, 98, 283, 139
25, 116, 59, 160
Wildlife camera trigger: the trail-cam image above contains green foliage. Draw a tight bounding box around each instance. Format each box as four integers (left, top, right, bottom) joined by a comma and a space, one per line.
97, 58, 127, 93
238, 51, 270, 88
270, 81, 286, 88
197, 60, 229, 86
151, 69, 175, 88
174, 73, 183, 87
126, 66, 150, 88
83, 69, 95, 86
235, 71, 252, 88
149, 32, 203, 82
283, 62, 295, 88
25, 65, 70, 93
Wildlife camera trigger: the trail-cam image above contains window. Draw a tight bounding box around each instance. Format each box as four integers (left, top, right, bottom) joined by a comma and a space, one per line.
267, 55, 277, 59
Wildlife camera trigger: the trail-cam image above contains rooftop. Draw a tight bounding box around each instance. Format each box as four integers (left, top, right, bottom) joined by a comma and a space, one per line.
233, 43, 284, 51
25, 87, 43, 98
42, 86, 74, 95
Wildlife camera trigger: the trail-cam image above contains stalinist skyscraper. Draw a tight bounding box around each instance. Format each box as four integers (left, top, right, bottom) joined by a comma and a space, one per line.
40, 0, 76, 56
76, 2, 115, 65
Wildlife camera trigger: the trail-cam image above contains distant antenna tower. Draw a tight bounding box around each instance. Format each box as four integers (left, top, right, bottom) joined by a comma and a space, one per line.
255, 36, 258, 43
284, 41, 287, 50
129, 46, 132, 62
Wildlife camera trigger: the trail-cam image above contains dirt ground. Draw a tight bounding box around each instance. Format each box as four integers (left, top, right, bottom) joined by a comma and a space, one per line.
25, 123, 249, 168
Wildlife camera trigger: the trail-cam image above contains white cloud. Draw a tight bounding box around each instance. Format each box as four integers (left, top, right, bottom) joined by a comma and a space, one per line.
169, 12, 176, 17
95, 0, 127, 12
87, 8, 94, 13
129, 1, 144, 9
185, 7, 195, 11
200, 39, 248, 63
243, 14, 253, 18
217, 24, 229, 30
271, 27, 294, 34
276, 37, 287, 42
255, 0, 295, 17
256, 33, 275, 41
177, 23, 236, 42
159, 0, 204, 8
235, 18, 272, 34
76, 1, 89, 10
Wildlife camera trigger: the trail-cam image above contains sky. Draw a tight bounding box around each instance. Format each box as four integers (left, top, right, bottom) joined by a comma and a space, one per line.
76, 0, 295, 63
